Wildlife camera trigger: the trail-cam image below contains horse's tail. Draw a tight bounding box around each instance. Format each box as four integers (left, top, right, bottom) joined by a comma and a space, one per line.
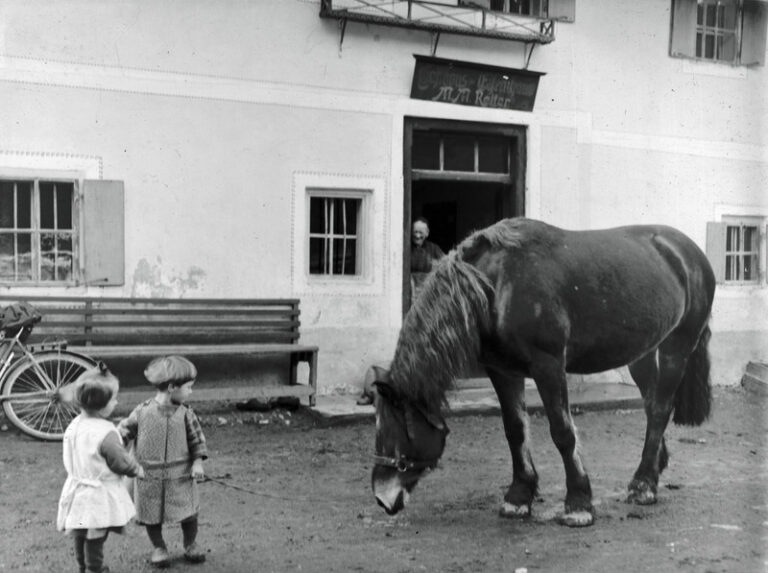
672, 324, 712, 426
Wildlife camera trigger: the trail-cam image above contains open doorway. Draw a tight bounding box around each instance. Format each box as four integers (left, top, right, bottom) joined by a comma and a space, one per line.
403, 118, 526, 314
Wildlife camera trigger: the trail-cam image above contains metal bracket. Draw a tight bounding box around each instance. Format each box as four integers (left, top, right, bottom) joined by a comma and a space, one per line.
524, 42, 536, 69
430, 31, 441, 56
338, 17, 347, 54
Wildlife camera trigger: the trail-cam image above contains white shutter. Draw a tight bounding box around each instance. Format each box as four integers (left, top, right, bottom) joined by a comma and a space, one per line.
706, 222, 727, 284
741, 0, 768, 65
81, 180, 125, 286
670, 0, 698, 59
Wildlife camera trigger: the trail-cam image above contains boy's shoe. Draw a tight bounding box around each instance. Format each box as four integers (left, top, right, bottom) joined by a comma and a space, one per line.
150, 547, 170, 568
184, 542, 207, 563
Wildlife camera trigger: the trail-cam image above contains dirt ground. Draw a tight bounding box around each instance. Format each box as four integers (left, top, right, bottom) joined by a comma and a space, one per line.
0, 386, 766, 573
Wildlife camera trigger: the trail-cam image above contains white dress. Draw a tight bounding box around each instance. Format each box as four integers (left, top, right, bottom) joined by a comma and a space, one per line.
56, 415, 136, 532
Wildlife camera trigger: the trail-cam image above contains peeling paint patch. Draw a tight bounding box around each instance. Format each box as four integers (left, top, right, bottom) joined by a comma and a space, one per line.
131, 258, 206, 298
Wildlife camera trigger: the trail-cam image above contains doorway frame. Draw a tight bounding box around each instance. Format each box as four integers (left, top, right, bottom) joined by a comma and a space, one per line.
402, 117, 527, 314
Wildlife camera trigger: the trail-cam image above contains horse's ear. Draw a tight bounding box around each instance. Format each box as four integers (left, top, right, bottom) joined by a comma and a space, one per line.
372, 379, 395, 401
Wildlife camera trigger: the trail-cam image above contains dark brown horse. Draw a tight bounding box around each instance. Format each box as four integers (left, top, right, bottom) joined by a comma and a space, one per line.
372, 218, 715, 527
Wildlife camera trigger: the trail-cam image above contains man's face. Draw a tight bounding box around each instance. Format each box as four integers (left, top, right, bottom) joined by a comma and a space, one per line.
412, 221, 429, 246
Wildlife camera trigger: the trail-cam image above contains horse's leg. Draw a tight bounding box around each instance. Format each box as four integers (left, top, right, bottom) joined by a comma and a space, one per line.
627, 343, 687, 504
530, 355, 593, 527
487, 368, 538, 518
628, 352, 669, 488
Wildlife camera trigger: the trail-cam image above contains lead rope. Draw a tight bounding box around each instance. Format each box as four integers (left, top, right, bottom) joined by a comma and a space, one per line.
200, 473, 345, 504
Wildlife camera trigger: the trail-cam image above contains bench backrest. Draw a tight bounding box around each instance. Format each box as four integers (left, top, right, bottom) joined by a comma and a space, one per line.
0, 296, 302, 346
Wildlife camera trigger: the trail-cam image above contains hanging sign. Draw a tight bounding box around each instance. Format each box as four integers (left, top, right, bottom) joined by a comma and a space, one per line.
410, 55, 544, 112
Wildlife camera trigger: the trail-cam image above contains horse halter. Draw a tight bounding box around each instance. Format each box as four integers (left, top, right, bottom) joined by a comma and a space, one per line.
372, 400, 448, 473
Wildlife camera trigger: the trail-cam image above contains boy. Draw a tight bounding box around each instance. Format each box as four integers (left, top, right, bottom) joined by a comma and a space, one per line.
118, 356, 208, 567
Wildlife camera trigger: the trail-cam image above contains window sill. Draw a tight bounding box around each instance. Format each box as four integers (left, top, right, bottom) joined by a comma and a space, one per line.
680, 58, 747, 79
716, 283, 767, 296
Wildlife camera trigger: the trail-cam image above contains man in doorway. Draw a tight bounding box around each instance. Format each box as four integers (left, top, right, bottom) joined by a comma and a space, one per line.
411, 217, 445, 273
410, 217, 445, 303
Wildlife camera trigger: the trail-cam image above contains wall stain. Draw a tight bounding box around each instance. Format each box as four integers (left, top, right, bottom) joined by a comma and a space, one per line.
131, 258, 206, 298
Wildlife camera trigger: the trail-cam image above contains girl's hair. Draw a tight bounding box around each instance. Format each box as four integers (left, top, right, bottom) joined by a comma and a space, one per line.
75, 362, 119, 413
144, 355, 197, 391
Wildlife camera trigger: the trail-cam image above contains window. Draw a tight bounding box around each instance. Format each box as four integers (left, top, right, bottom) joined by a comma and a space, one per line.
460, 0, 575, 20
412, 131, 511, 174
0, 179, 76, 283
670, 0, 768, 66
308, 193, 364, 277
707, 217, 766, 284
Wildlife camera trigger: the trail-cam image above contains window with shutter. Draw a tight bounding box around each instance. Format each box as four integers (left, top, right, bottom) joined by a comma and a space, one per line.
0, 178, 77, 284
462, 0, 575, 21
707, 217, 766, 285
670, 0, 768, 66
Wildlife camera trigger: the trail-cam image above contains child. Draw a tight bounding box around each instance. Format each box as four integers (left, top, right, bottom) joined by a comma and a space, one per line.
57, 363, 144, 573
118, 355, 208, 567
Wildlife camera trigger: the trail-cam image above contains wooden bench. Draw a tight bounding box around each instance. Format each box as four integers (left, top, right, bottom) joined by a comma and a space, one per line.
0, 296, 318, 406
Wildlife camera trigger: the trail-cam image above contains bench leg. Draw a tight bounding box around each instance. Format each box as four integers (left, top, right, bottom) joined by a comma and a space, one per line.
308, 351, 318, 407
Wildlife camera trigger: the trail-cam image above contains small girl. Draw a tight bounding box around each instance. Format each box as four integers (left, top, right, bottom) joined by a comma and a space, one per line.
57, 363, 144, 573
118, 355, 208, 567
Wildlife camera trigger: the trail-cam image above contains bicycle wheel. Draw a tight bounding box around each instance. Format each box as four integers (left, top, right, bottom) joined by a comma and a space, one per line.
1, 351, 96, 440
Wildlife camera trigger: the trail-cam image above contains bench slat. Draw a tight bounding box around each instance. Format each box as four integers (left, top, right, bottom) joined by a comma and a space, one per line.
35, 319, 300, 329
35, 307, 299, 317
68, 343, 318, 357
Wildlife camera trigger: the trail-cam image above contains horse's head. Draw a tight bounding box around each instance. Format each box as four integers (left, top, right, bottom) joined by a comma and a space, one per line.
371, 376, 449, 515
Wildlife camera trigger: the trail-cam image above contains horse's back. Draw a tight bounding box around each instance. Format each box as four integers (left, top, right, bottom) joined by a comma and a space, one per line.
464, 218, 714, 373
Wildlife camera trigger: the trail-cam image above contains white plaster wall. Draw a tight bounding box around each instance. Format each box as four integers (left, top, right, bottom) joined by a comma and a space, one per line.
0, 0, 765, 391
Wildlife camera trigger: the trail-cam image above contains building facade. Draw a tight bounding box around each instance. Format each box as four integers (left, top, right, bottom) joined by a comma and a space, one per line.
1, 0, 766, 393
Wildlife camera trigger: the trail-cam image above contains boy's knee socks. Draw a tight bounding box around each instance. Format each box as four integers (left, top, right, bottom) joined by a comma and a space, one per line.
146, 524, 166, 549
181, 515, 198, 547
73, 533, 86, 572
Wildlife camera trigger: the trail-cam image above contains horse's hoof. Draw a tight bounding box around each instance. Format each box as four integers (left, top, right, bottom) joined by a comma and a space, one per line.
557, 510, 594, 527
499, 502, 531, 518
627, 489, 657, 505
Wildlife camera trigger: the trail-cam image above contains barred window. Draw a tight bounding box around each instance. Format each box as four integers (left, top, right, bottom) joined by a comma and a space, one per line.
0, 179, 76, 283
308, 194, 363, 276
725, 221, 760, 282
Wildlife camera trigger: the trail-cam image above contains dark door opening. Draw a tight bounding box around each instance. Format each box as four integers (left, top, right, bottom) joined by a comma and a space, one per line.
403, 118, 526, 314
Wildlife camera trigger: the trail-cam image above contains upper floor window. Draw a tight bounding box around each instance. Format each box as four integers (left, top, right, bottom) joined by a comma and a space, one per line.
671, 0, 768, 66
0, 179, 76, 283
459, 0, 574, 21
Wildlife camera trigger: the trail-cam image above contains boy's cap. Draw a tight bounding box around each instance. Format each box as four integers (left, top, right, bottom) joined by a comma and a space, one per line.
145, 355, 197, 385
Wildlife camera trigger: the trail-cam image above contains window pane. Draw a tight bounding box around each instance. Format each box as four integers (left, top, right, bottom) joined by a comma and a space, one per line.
697, 3, 704, 25
0, 234, 14, 279
40, 182, 55, 229
722, 1, 737, 28
0, 182, 13, 228
704, 34, 715, 58
332, 198, 359, 235
56, 183, 74, 229
478, 136, 509, 173
309, 237, 327, 274
17, 233, 32, 281
309, 197, 327, 234
332, 238, 357, 275
413, 132, 441, 170
443, 134, 475, 172
16, 182, 32, 228
743, 226, 757, 251
744, 254, 757, 281
725, 226, 739, 251
57, 234, 74, 281
705, 3, 716, 27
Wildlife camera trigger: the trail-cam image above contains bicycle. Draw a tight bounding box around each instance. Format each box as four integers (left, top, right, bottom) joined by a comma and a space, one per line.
0, 306, 97, 441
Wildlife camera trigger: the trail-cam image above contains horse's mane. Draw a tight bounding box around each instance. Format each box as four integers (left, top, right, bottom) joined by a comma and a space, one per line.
389, 250, 494, 408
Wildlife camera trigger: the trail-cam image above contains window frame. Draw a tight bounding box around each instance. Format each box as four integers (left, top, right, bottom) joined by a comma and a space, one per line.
307, 190, 366, 278
722, 216, 763, 284
707, 213, 768, 286
0, 177, 80, 286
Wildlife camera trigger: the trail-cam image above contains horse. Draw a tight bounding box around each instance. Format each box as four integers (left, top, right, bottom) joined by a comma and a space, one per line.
371, 217, 715, 527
